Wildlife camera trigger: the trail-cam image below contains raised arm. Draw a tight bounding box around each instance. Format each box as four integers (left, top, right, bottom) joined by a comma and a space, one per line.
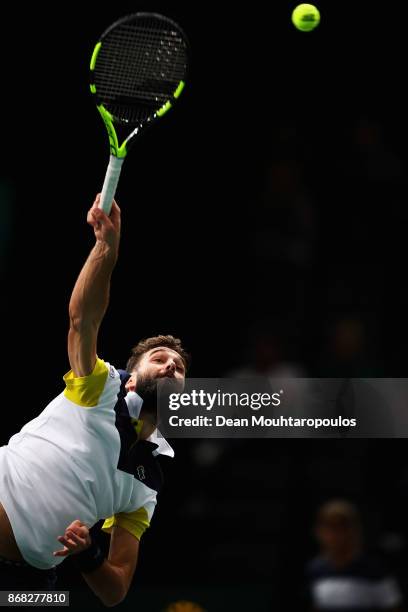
68, 194, 121, 377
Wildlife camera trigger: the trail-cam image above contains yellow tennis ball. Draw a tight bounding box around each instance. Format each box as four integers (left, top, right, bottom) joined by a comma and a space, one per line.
292, 4, 320, 32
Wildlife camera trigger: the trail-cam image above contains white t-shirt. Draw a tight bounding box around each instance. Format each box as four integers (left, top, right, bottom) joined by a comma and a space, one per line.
0, 358, 173, 569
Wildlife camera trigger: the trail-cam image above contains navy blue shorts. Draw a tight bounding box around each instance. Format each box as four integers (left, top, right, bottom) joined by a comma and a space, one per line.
0, 555, 57, 590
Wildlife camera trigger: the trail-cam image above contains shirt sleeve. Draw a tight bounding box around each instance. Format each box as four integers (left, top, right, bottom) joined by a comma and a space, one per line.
101, 507, 150, 541
63, 358, 109, 407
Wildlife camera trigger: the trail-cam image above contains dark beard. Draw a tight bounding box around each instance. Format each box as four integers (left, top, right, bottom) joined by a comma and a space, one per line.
135, 375, 181, 428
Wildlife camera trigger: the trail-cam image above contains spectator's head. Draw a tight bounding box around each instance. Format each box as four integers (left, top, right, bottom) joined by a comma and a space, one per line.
315, 499, 361, 559
354, 116, 383, 149
265, 159, 302, 198
332, 317, 365, 362
164, 602, 206, 612
245, 318, 291, 374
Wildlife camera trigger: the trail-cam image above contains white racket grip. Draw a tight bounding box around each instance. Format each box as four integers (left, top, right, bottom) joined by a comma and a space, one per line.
99, 156, 124, 215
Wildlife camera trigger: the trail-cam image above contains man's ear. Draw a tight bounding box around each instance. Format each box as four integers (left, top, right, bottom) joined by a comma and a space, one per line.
125, 372, 137, 391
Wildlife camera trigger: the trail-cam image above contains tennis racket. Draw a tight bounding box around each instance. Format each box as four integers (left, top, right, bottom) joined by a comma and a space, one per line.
90, 13, 189, 214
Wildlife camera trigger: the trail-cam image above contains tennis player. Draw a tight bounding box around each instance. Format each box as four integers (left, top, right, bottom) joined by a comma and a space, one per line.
0, 195, 189, 606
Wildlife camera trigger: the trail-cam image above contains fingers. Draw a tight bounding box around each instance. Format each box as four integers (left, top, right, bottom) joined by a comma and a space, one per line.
69, 521, 88, 539
92, 194, 120, 219
53, 520, 89, 557
57, 535, 76, 549
86, 194, 120, 238
87, 207, 109, 230
70, 519, 85, 528
66, 520, 89, 541
92, 210, 115, 237
52, 538, 83, 557
87, 194, 102, 227
109, 199, 121, 223
67, 529, 87, 546
53, 537, 71, 557
53, 546, 69, 558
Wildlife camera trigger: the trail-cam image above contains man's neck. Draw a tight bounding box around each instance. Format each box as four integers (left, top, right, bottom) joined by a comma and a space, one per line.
137, 414, 156, 441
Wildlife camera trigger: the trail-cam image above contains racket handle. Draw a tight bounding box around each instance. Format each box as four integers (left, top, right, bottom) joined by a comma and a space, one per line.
99, 156, 124, 215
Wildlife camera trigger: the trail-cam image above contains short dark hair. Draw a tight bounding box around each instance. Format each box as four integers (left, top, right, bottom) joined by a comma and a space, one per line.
317, 499, 360, 529
126, 335, 190, 373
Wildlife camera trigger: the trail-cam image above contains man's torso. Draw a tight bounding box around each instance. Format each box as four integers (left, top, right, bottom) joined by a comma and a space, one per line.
0, 360, 162, 569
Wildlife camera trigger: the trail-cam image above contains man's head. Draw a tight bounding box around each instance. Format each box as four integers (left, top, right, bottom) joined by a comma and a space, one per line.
315, 499, 361, 558
125, 335, 189, 394
124, 335, 189, 437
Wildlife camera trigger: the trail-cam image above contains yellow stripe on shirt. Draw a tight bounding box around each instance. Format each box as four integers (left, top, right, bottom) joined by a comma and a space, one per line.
101, 507, 150, 541
63, 358, 109, 407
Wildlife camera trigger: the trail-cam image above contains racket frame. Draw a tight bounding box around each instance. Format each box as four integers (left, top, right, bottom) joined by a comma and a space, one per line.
89, 13, 189, 213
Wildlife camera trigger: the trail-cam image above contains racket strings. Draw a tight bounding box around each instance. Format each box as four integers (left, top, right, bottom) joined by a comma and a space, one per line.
97, 50, 187, 85
107, 104, 152, 124
95, 41, 186, 97
98, 29, 186, 72
94, 18, 188, 123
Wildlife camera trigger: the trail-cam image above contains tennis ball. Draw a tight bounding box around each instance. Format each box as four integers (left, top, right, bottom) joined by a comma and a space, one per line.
292, 4, 320, 32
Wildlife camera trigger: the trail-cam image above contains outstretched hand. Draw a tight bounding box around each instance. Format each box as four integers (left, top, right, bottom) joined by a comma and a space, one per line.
53, 519, 92, 557
87, 194, 121, 251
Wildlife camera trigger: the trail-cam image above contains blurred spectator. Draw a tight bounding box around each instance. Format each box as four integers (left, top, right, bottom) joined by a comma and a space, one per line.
249, 158, 317, 317
318, 316, 379, 377
254, 159, 316, 269
164, 602, 206, 612
305, 500, 403, 612
229, 318, 305, 379
349, 117, 405, 186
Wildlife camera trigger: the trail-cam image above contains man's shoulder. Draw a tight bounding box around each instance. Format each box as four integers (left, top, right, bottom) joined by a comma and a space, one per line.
63, 358, 121, 408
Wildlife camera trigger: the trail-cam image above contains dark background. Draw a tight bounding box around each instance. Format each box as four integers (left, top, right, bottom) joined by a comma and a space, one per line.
1, 1, 408, 609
